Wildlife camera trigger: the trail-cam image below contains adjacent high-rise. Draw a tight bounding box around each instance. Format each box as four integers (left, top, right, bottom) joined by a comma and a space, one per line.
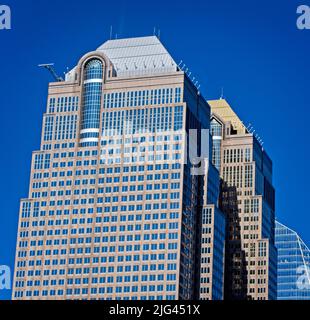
208, 99, 277, 300
12, 36, 225, 300
275, 221, 310, 300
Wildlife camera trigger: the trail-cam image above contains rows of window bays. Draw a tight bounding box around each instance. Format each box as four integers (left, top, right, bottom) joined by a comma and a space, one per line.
47, 88, 182, 115
33, 147, 183, 171
42, 142, 75, 151
222, 164, 254, 188
101, 106, 184, 136
43, 132, 183, 152
16, 287, 178, 300
43, 115, 78, 142
31, 161, 182, 199
16, 207, 181, 299
30, 159, 183, 216
45, 103, 184, 147
30, 188, 181, 206
18, 215, 181, 255
48, 96, 79, 114
33, 161, 181, 178
223, 147, 252, 164
18, 232, 181, 255
15, 258, 179, 299
103, 87, 182, 109
46, 99, 184, 144
43, 109, 184, 144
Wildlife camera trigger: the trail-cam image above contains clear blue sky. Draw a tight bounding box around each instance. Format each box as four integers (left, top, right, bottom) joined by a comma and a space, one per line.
1, 0, 309, 300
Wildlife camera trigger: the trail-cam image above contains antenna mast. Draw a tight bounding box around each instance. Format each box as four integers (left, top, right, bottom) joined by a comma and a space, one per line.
110, 25, 113, 40
220, 87, 224, 99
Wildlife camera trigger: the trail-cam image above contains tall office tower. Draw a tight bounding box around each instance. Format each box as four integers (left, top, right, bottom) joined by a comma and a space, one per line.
12, 36, 225, 300
275, 221, 310, 300
196, 161, 226, 300
208, 99, 277, 300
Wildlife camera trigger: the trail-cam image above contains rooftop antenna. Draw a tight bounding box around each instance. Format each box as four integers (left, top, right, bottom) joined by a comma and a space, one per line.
38, 63, 64, 82
220, 87, 224, 99
158, 29, 161, 39
246, 123, 252, 132
63, 67, 68, 76
110, 25, 113, 40
153, 27, 156, 36
64, 67, 69, 77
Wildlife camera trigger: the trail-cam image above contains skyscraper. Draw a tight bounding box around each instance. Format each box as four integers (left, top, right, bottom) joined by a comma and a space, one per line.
275, 221, 310, 300
208, 98, 277, 300
12, 36, 225, 300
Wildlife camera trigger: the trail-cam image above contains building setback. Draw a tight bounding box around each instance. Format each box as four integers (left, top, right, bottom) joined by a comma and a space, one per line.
208, 99, 277, 300
12, 36, 225, 300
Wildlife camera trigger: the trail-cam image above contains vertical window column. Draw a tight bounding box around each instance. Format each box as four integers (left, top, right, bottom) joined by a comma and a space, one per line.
80, 59, 103, 147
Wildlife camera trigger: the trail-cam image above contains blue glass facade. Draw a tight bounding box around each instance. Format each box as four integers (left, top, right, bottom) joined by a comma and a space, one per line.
276, 221, 310, 300
211, 206, 226, 300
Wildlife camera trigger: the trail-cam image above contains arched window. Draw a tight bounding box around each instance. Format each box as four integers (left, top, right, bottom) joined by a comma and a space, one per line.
84, 59, 103, 80
210, 118, 222, 137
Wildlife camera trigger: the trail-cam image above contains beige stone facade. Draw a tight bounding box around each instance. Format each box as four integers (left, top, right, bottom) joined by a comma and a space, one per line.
12, 36, 220, 300
209, 99, 277, 300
